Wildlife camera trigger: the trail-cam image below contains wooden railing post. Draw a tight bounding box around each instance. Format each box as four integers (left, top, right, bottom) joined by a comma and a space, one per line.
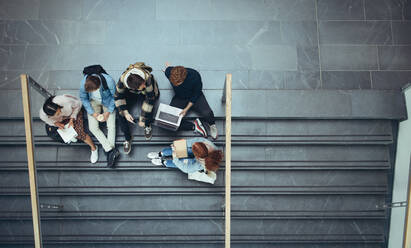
20, 74, 43, 248
224, 74, 232, 248
403, 155, 411, 248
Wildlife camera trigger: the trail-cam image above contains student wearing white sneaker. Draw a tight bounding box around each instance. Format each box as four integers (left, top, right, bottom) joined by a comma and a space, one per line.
80, 70, 120, 168
163, 63, 218, 139
147, 137, 222, 181
40, 95, 98, 163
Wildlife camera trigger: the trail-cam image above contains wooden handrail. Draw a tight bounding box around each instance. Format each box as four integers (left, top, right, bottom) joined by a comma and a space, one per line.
20, 74, 43, 248
224, 74, 232, 248
404, 155, 411, 248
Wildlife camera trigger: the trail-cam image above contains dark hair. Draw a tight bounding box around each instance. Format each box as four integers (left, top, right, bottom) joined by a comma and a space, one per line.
169, 66, 187, 86
85, 75, 101, 92
127, 74, 145, 89
192, 142, 223, 172
43, 96, 63, 116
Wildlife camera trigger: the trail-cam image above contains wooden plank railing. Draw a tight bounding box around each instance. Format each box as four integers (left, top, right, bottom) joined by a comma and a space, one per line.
20, 74, 43, 248
224, 74, 232, 248
403, 155, 411, 248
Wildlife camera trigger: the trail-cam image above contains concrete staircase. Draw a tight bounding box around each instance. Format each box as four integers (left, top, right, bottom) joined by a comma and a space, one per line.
0, 87, 406, 247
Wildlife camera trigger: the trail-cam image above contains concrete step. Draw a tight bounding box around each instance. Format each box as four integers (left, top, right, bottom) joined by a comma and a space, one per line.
0, 119, 394, 146
1, 195, 386, 215
0, 89, 406, 120
0, 219, 384, 244
0, 169, 388, 196
0, 144, 390, 165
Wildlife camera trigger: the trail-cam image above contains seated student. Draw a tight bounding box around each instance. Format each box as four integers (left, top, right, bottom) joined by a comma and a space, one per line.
164, 63, 218, 139
40, 94, 98, 163
80, 73, 119, 168
147, 137, 222, 177
115, 62, 160, 154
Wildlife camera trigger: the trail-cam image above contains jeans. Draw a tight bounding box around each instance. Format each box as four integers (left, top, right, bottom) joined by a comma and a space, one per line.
169, 92, 215, 131
161, 147, 194, 157
161, 146, 194, 168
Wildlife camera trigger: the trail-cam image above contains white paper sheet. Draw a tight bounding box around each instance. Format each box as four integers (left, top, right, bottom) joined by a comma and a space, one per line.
57, 124, 78, 143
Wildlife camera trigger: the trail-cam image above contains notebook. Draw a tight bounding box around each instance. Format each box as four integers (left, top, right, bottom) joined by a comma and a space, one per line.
57, 124, 78, 143
154, 103, 183, 131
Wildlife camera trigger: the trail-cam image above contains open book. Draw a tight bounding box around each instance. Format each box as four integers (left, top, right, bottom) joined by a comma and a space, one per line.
57, 124, 78, 143
188, 171, 216, 184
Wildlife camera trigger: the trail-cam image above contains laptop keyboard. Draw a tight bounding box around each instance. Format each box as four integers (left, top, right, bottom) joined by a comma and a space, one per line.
159, 111, 179, 124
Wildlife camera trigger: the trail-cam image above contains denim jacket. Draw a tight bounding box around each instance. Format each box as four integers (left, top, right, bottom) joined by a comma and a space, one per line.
172, 157, 204, 174
186, 137, 217, 150
79, 73, 116, 114
172, 137, 218, 174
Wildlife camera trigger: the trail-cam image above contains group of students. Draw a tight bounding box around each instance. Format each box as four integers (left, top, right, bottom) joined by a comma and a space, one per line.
39, 62, 223, 182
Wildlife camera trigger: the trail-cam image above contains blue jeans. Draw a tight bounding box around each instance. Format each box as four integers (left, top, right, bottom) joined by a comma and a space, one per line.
161, 147, 194, 157
161, 147, 194, 168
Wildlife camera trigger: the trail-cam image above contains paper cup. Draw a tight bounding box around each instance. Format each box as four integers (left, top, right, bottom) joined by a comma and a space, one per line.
97, 114, 105, 122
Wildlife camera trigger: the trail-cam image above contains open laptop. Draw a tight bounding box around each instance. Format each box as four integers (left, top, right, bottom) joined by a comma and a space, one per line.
154, 103, 183, 131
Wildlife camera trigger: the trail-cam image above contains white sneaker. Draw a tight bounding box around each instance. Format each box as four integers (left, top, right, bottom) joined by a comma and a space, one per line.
151, 158, 163, 166
147, 152, 160, 159
209, 124, 218, 140
90, 146, 98, 164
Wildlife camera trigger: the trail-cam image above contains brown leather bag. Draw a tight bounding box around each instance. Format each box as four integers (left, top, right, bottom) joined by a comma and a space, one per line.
173, 139, 188, 158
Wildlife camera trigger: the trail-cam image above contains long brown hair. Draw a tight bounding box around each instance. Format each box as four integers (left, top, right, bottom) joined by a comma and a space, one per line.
192, 142, 223, 172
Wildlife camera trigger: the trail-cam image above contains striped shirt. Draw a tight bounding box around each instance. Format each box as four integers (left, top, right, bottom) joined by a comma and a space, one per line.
114, 73, 159, 124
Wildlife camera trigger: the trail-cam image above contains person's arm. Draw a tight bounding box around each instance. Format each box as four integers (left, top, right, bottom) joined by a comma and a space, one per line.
186, 137, 205, 147
105, 74, 116, 113
79, 78, 94, 115
180, 70, 203, 116
114, 80, 129, 114
140, 75, 157, 126
164, 65, 173, 78
201, 138, 218, 150
189, 70, 203, 104
179, 102, 193, 117
64, 95, 81, 119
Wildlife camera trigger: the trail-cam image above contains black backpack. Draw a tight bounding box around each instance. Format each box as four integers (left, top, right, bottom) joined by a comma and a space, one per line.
83, 65, 109, 90
45, 124, 65, 144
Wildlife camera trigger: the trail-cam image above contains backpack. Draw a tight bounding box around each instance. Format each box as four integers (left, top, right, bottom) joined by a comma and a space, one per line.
45, 124, 65, 144
82, 65, 108, 90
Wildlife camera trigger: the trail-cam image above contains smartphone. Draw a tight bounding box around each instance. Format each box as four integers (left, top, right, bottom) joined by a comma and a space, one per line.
129, 116, 137, 125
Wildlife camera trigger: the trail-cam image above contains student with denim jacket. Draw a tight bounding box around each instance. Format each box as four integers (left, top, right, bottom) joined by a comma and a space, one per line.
147, 137, 222, 175
80, 73, 119, 167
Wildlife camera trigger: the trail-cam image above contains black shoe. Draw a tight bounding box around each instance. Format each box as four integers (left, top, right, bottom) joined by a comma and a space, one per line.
123, 140, 131, 154
107, 148, 120, 168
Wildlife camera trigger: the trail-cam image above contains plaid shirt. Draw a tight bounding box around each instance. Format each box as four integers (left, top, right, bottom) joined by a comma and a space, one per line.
114, 74, 159, 125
